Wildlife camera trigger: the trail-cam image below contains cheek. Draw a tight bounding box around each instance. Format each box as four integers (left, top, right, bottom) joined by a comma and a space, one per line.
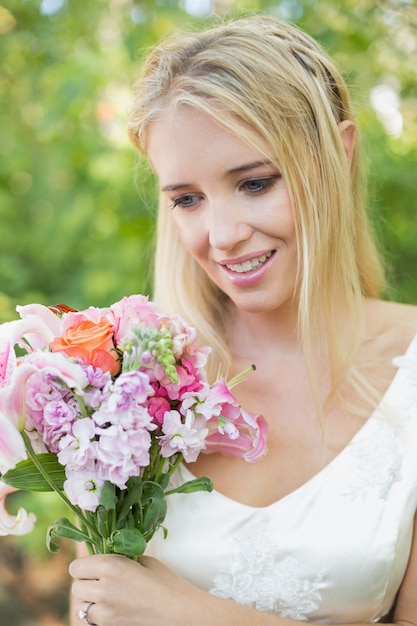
260, 187, 295, 236
262, 203, 296, 240
172, 214, 207, 260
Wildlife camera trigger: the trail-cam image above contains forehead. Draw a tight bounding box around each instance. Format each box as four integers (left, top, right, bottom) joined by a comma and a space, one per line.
147, 105, 274, 179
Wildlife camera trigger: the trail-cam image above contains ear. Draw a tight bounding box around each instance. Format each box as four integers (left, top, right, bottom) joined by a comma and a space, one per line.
338, 120, 356, 167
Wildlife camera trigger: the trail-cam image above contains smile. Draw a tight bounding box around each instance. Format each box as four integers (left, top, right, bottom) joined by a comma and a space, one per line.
226, 252, 273, 273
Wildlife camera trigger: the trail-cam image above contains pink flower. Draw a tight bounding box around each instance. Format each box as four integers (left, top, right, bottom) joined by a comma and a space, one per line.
205, 407, 268, 463
147, 395, 171, 427
95, 424, 152, 488
159, 410, 208, 462
0, 352, 88, 433
58, 418, 97, 471
64, 470, 104, 511
60, 306, 110, 328
0, 361, 37, 431
199, 378, 242, 421
0, 333, 16, 389
0, 294, 269, 546
24, 351, 88, 394
0, 412, 27, 473
163, 315, 211, 370
15, 305, 61, 350
0, 482, 36, 536
105, 371, 151, 412
189, 378, 269, 463
109, 295, 161, 344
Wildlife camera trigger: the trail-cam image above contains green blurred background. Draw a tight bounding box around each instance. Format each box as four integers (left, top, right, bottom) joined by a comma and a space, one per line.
0, 0, 416, 624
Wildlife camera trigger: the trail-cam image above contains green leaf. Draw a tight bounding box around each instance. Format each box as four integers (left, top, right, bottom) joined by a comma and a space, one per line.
2, 454, 66, 492
109, 528, 147, 558
142, 495, 167, 536
99, 480, 117, 509
158, 473, 170, 490
116, 478, 143, 522
96, 506, 113, 539
47, 517, 92, 553
165, 476, 213, 496
143, 480, 164, 498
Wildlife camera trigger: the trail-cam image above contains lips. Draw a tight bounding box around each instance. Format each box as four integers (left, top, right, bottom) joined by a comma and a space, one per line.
225, 252, 273, 274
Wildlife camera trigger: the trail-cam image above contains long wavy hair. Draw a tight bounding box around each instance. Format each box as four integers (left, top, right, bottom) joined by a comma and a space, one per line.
128, 15, 385, 402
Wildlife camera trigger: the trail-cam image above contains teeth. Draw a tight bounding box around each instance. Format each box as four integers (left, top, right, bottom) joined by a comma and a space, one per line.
226, 252, 272, 273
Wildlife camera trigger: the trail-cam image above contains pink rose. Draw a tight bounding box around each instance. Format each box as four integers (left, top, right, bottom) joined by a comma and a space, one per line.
109, 295, 161, 344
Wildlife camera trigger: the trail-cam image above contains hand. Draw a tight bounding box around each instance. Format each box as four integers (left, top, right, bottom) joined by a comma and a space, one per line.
69, 553, 204, 626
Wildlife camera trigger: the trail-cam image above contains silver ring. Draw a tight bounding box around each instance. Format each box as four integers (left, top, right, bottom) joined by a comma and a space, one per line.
78, 601, 95, 624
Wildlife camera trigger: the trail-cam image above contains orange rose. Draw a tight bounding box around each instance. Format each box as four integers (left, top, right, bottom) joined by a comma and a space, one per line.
50, 318, 121, 376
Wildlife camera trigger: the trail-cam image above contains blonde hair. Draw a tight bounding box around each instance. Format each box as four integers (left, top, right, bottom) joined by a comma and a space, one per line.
128, 15, 385, 393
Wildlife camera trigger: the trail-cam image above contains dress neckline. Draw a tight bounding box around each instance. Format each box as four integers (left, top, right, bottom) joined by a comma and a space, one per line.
180, 332, 417, 511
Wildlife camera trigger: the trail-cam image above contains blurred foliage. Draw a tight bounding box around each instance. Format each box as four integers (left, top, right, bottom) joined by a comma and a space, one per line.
0, 0, 416, 326
0, 0, 416, 623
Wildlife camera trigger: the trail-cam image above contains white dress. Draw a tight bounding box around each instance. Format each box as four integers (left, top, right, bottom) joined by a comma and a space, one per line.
146, 335, 417, 622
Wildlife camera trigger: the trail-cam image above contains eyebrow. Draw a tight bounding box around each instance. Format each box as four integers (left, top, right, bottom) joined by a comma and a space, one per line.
160, 160, 273, 193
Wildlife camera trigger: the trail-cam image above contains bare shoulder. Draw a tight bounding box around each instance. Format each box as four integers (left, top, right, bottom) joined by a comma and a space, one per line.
365, 298, 417, 356
371, 298, 417, 324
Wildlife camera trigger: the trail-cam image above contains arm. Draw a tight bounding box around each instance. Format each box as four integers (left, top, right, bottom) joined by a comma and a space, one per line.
69, 513, 417, 626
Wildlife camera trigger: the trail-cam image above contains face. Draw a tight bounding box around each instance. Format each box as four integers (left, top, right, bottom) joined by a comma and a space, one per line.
147, 106, 299, 317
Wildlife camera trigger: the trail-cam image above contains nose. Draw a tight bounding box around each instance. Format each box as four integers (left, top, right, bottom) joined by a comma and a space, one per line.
207, 197, 253, 251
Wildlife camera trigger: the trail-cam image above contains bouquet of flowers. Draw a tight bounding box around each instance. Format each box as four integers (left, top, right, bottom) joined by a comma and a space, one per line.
0, 295, 267, 559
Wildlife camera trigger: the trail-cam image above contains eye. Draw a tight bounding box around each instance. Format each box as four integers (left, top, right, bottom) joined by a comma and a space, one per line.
170, 194, 202, 210
240, 176, 280, 194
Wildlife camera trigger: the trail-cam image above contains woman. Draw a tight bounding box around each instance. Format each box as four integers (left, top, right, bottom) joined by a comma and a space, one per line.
70, 15, 417, 625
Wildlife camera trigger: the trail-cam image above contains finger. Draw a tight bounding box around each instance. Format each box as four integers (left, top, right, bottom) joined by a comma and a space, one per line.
69, 554, 115, 579
74, 600, 98, 626
71, 579, 101, 603
139, 555, 169, 572
138, 555, 160, 568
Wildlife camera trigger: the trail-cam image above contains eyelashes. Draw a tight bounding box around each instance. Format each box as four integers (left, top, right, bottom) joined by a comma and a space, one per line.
239, 175, 281, 194
169, 175, 281, 211
170, 194, 202, 210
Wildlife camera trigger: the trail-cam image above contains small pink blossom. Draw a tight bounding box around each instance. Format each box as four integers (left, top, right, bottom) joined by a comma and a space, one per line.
64, 470, 104, 511
58, 418, 97, 471
0, 352, 88, 432
105, 371, 152, 412
95, 424, 152, 487
42, 399, 79, 452
159, 410, 208, 462
147, 395, 171, 426
196, 378, 241, 422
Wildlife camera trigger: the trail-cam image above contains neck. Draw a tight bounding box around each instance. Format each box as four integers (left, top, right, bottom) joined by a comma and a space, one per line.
227, 305, 302, 361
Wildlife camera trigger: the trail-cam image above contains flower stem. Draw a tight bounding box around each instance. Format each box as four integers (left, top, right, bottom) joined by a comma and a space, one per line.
22, 433, 100, 540
166, 453, 183, 482
227, 364, 256, 389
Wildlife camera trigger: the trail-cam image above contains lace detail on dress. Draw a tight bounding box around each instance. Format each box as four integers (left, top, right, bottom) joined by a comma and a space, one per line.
210, 514, 323, 620
342, 417, 402, 500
